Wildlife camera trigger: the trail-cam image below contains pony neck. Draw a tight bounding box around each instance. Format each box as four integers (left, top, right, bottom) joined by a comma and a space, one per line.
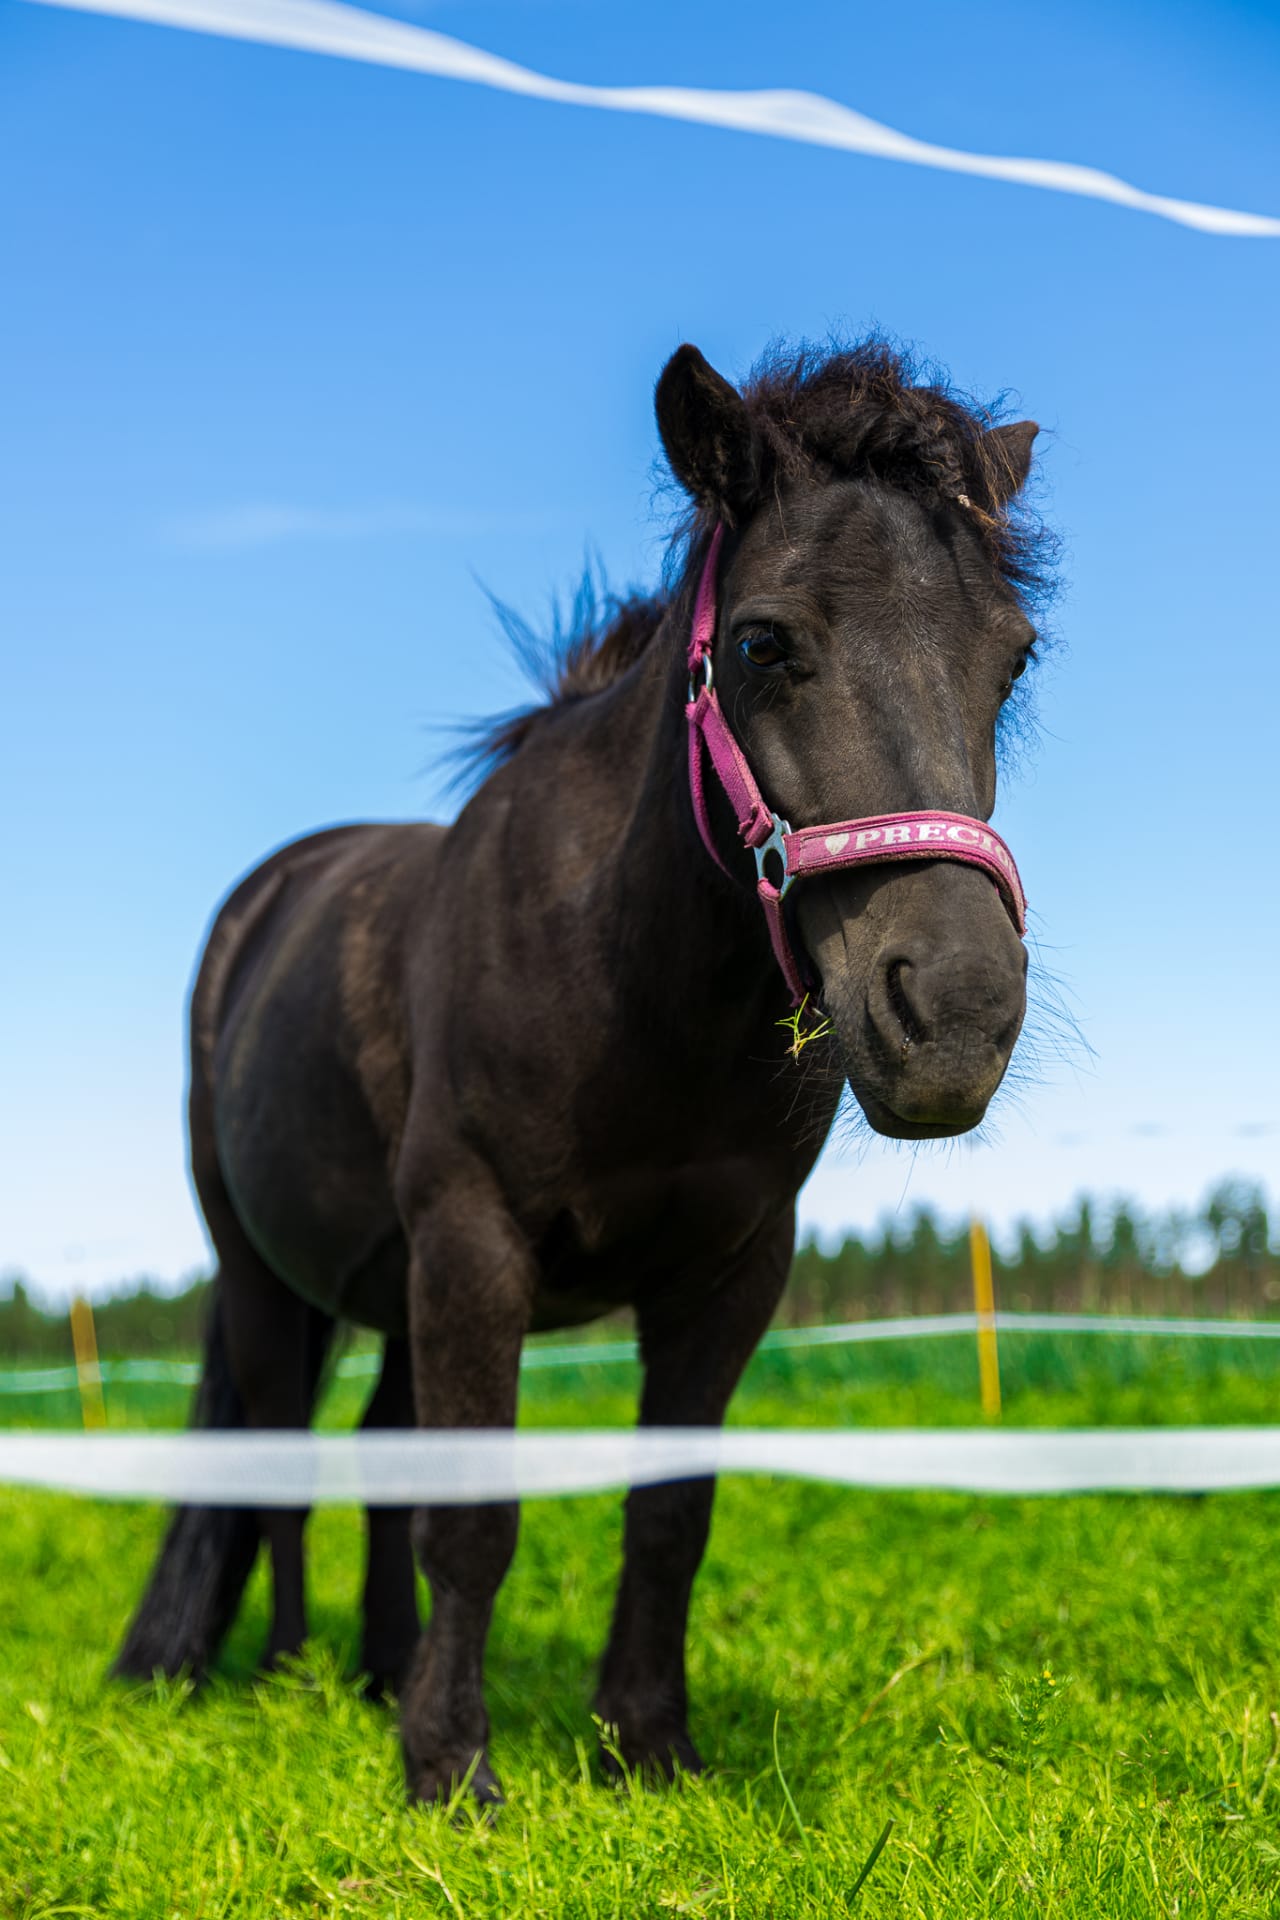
605, 601, 787, 1025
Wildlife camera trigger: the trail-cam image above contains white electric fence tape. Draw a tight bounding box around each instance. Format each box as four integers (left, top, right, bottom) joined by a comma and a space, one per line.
21, 0, 1280, 238
8, 1316, 1280, 1501
6, 1426, 1280, 1505
6, 1311, 1280, 1398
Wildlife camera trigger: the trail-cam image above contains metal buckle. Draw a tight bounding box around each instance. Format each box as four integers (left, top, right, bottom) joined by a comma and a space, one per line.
686, 654, 714, 704
753, 812, 794, 896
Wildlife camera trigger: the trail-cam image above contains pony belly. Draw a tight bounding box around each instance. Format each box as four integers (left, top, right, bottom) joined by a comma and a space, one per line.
202, 843, 417, 1328
524, 1161, 789, 1331
527, 1278, 641, 1335
210, 1016, 405, 1328
221, 1161, 405, 1328
330, 1231, 411, 1337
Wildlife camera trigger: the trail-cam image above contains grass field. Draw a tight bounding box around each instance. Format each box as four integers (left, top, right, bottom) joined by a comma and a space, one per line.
3, 1332, 1280, 1916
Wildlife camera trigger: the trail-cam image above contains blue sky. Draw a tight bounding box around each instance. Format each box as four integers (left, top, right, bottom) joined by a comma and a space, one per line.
2, 0, 1279, 1299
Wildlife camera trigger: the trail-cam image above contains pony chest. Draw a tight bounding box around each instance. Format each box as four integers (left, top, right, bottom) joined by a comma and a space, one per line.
534, 1157, 780, 1304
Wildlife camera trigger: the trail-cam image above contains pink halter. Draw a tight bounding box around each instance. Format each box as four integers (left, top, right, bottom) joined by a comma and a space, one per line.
685, 524, 1028, 1005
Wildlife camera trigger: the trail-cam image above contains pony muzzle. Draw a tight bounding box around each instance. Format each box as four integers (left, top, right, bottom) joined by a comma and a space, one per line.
797, 863, 1029, 1138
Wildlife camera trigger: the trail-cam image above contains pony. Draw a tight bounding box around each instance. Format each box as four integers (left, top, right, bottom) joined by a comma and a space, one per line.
116, 336, 1050, 1807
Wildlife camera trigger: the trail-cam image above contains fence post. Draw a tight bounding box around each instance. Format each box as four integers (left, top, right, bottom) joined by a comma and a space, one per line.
969, 1220, 1002, 1421
69, 1296, 107, 1430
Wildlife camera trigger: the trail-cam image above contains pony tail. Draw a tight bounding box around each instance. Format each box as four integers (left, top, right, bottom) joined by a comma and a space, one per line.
112, 1282, 259, 1682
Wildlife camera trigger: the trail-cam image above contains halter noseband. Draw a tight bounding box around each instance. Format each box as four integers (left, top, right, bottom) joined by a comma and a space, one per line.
685, 524, 1028, 1005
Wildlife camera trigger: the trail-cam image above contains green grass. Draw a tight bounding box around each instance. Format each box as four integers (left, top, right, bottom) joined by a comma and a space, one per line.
3, 1334, 1280, 1915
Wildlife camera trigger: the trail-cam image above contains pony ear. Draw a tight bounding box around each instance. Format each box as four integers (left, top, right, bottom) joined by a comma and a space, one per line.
985, 420, 1039, 501
655, 344, 759, 524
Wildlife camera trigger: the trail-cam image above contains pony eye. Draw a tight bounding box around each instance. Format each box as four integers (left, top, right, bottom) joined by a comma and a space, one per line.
1000, 647, 1034, 699
738, 627, 789, 671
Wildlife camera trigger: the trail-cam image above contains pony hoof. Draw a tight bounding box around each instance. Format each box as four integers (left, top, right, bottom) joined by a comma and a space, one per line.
599, 1724, 704, 1785
259, 1640, 305, 1676
111, 1647, 201, 1686
407, 1751, 504, 1814
360, 1654, 415, 1703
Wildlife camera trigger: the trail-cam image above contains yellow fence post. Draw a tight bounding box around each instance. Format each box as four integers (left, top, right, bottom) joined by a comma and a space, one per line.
969, 1219, 1001, 1421
69, 1295, 107, 1430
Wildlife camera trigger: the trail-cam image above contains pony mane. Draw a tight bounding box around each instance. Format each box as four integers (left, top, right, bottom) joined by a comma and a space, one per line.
453, 567, 669, 788
705, 334, 1056, 601
459, 335, 1057, 784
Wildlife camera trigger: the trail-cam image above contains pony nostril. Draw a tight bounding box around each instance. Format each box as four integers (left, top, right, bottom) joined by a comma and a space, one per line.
884, 957, 928, 1050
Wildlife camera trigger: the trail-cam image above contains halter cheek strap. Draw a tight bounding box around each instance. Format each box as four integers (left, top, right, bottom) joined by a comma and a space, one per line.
685, 524, 1028, 1005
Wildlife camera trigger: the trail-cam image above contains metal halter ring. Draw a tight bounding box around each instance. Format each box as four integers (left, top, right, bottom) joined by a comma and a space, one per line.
752, 813, 794, 896
686, 654, 714, 704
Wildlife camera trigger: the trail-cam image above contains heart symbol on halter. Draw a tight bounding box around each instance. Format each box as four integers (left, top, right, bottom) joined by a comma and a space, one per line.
824, 833, 850, 855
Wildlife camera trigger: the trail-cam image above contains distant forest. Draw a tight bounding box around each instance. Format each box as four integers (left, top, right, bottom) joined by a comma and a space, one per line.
784, 1179, 1278, 1328
1, 1181, 1276, 1361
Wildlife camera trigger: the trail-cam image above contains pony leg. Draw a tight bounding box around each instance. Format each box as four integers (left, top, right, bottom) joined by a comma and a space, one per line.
206, 1176, 335, 1671
217, 1244, 335, 1666
595, 1213, 795, 1778
397, 1179, 535, 1807
358, 1335, 420, 1698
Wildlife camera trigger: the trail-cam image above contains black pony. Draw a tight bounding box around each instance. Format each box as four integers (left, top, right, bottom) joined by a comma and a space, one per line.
117, 338, 1050, 1806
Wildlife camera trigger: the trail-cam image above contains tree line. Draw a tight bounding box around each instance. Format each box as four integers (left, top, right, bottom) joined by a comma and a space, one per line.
0, 1275, 213, 1363
1, 1181, 1276, 1361
785, 1179, 1277, 1327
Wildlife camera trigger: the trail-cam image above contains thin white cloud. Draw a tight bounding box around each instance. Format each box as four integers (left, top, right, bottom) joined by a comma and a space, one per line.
25, 0, 1280, 237
171, 501, 562, 549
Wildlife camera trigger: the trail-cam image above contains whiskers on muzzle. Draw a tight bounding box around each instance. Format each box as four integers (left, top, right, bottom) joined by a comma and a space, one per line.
801, 927, 1087, 1161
